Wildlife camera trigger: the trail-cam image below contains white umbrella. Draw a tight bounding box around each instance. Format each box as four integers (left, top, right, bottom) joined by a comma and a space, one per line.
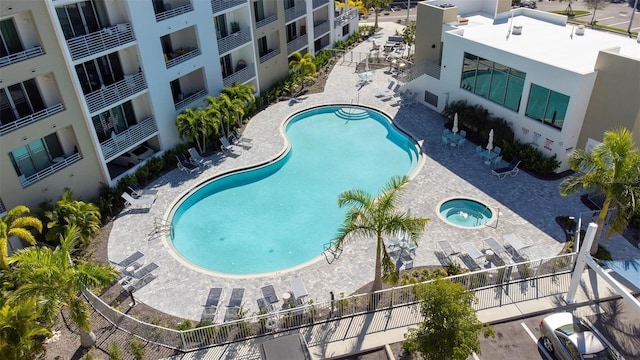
452, 113, 459, 134
486, 129, 494, 151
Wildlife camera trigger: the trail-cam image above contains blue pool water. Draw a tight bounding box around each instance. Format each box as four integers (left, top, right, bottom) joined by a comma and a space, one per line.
170, 106, 420, 275
438, 198, 493, 228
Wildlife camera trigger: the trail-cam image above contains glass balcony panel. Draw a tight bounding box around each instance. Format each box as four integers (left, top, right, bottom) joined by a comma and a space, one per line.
0, 103, 65, 136
66, 23, 135, 61
85, 72, 147, 114
101, 117, 158, 160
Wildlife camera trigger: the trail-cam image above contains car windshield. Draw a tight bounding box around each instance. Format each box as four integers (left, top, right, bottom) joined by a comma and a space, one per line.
556, 322, 589, 336
583, 348, 618, 360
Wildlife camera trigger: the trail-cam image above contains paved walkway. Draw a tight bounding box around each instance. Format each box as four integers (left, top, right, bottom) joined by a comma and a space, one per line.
108, 23, 638, 327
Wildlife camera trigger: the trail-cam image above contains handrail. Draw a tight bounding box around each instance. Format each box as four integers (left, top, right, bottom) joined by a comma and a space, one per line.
335, 8, 358, 28
259, 48, 280, 64
155, 3, 194, 22
174, 89, 207, 110
0, 103, 65, 136
223, 63, 256, 88
313, 0, 330, 9
0, 46, 44, 68
165, 48, 201, 68
66, 23, 135, 61
313, 21, 330, 39
85, 72, 147, 114
256, 14, 277, 29
20, 152, 83, 188
101, 117, 158, 161
216, 27, 252, 55
211, 0, 246, 14
287, 36, 308, 54
285, 3, 307, 23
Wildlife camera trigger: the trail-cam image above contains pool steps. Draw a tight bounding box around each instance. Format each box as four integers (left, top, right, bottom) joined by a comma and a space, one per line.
334, 107, 369, 120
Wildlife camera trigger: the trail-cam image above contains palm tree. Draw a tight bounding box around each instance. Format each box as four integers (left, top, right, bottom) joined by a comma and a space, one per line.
221, 83, 256, 127
333, 176, 429, 291
0, 206, 42, 270
205, 95, 231, 138
9, 225, 118, 347
363, 0, 393, 30
0, 298, 52, 360
288, 51, 316, 94
218, 92, 245, 134
176, 106, 219, 154
559, 128, 640, 254
45, 188, 101, 248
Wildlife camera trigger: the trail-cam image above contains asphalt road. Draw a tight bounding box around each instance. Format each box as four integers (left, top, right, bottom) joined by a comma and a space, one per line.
365, 1, 640, 34
473, 297, 640, 360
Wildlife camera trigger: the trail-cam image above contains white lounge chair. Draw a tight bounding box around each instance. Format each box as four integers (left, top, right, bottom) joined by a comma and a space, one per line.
231, 130, 253, 149
219, 137, 241, 153
492, 159, 521, 179
188, 147, 212, 169
121, 192, 156, 208
128, 184, 158, 198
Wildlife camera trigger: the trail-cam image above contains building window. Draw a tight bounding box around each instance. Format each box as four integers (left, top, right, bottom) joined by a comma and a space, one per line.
55, 0, 109, 39
460, 52, 525, 112
0, 18, 24, 57
220, 54, 233, 78
258, 36, 268, 57
214, 14, 228, 39
525, 84, 569, 130
286, 23, 297, 42
75, 53, 124, 94
342, 24, 349, 36
253, 0, 265, 22
9, 133, 63, 178
0, 79, 45, 124
91, 101, 135, 142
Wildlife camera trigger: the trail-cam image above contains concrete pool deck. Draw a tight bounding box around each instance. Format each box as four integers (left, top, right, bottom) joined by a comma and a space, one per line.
109, 24, 597, 322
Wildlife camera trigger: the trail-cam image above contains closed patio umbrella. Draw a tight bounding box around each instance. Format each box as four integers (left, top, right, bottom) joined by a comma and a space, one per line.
452, 113, 459, 134
486, 129, 494, 151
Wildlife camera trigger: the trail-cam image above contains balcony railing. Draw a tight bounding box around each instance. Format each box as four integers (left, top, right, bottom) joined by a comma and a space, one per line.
20, 152, 82, 188
313, 21, 330, 38
211, 0, 245, 14
85, 72, 147, 114
259, 48, 280, 64
66, 23, 135, 61
313, 0, 330, 9
155, 3, 194, 22
174, 88, 207, 110
101, 117, 158, 161
335, 8, 358, 28
0, 103, 65, 136
165, 48, 201, 68
0, 198, 6, 217
223, 63, 256, 88
217, 28, 251, 55
0, 46, 44, 68
256, 14, 277, 29
285, 3, 307, 23
287, 36, 308, 54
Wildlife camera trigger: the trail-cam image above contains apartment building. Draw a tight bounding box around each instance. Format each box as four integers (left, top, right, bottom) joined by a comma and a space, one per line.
0, 0, 359, 214
409, 0, 640, 172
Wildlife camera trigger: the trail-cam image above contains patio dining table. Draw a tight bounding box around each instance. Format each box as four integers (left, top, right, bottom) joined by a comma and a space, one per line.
479, 149, 499, 163
444, 132, 464, 146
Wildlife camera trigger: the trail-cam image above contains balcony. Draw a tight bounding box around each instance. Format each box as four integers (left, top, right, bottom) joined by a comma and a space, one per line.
166, 48, 201, 68
0, 46, 44, 68
313, 21, 330, 38
287, 36, 308, 54
20, 152, 82, 188
66, 23, 135, 61
0, 103, 65, 136
85, 72, 147, 113
259, 48, 280, 64
256, 14, 277, 29
174, 88, 207, 110
217, 27, 252, 55
101, 117, 158, 160
335, 8, 358, 28
313, 0, 330, 8
0, 198, 5, 217
211, 0, 246, 14
223, 64, 256, 88
285, 4, 307, 23
156, 3, 194, 22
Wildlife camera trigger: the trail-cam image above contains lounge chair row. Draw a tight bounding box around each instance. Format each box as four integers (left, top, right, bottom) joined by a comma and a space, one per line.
438, 234, 530, 270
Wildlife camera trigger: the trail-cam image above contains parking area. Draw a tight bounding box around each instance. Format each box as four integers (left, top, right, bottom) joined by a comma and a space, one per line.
475, 297, 640, 360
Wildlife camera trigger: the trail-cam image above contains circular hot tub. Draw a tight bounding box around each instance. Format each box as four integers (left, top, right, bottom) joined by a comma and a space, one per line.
437, 198, 495, 229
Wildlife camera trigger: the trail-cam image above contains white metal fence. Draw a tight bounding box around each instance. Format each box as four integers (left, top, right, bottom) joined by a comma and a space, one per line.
85, 253, 576, 352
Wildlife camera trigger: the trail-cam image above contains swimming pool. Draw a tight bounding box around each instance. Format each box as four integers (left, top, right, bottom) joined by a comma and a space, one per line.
169, 106, 420, 275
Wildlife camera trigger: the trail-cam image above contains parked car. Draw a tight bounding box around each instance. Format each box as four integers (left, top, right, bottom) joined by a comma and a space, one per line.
112, 145, 155, 168
540, 313, 621, 360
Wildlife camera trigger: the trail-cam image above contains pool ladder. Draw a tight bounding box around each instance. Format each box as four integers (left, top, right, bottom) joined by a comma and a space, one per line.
149, 217, 173, 240
323, 240, 343, 264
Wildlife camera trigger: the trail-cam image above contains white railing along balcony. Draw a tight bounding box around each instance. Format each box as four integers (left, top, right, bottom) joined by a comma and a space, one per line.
216, 27, 252, 55
66, 23, 135, 61
165, 48, 201, 68
0, 103, 65, 136
287, 36, 308, 54
0, 46, 44, 68
259, 48, 280, 64
20, 152, 82, 188
0, 198, 6, 217
285, 3, 307, 23
155, 3, 194, 22
313, 21, 330, 38
256, 14, 277, 29
223, 64, 256, 88
85, 72, 147, 114
101, 117, 158, 161
174, 88, 207, 110
211, 0, 246, 14
335, 8, 358, 28
313, 0, 330, 9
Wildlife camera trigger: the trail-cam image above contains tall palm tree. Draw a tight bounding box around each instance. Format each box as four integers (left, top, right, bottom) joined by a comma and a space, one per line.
0, 206, 42, 270
0, 298, 52, 360
559, 128, 640, 254
221, 83, 256, 127
333, 176, 429, 291
218, 92, 245, 133
288, 51, 317, 94
45, 188, 101, 248
176, 106, 218, 154
363, 0, 393, 30
9, 226, 118, 347
206, 95, 231, 138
